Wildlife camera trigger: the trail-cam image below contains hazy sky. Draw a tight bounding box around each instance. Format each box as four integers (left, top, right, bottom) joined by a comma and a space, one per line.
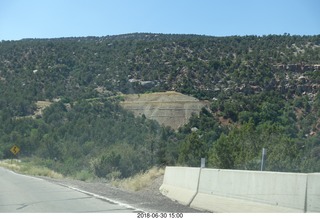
0, 0, 319, 40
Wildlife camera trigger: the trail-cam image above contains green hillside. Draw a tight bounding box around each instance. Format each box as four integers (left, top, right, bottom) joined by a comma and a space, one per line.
0, 33, 320, 178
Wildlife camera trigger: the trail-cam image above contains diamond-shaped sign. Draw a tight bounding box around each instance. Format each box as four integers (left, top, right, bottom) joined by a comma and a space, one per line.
10, 145, 20, 155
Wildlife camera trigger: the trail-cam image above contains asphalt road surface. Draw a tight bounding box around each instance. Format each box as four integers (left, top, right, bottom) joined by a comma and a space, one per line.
0, 167, 139, 213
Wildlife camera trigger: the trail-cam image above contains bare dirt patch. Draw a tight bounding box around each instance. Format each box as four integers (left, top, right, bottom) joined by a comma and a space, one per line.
120, 91, 209, 129
34, 101, 52, 117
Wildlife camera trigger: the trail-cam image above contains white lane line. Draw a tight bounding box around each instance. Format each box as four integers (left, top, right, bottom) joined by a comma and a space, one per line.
57, 183, 146, 213
1, 167, 44, 181
1, 167, 147, 212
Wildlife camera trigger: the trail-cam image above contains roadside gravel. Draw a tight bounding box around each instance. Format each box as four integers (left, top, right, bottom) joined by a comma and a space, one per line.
42, 175, 208, 213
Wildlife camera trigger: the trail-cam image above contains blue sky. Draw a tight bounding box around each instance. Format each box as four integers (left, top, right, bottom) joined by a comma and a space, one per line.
0, 0, 319, 40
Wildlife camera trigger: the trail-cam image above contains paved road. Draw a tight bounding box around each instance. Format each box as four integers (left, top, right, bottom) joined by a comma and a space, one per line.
0, 167, 139, 213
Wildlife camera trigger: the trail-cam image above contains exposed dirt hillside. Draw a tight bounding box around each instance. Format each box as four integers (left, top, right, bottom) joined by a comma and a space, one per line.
34, 101, 52, 117
120, 91, 209, 129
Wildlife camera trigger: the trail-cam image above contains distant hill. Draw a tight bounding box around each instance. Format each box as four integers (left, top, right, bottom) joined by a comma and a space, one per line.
1, 33, 319, 102
0, 33, 320, 177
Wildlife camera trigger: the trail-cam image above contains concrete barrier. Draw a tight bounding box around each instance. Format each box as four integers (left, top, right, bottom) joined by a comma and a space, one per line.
159, 167, 320, 213
306, 173, 320, 212
159, 166, 200, 206
190, 169, 308, 213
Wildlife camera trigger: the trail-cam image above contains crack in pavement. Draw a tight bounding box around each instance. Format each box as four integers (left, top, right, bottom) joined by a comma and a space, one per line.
14, 196, 93, 211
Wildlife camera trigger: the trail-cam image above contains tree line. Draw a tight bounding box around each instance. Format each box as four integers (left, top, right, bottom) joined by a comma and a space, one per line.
0, 33, 319, 179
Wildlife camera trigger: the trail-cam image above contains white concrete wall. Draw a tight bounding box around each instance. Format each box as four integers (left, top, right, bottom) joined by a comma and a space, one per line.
159, 166, 200, 206
160, 167, 319, 213
306, 173, 320, 212
191, 169, 307, 213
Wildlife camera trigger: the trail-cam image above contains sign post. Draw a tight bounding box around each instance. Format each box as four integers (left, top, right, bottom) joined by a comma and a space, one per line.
260, 148, 267, 171
201, 158, 205, 168
10, 145, 20, 164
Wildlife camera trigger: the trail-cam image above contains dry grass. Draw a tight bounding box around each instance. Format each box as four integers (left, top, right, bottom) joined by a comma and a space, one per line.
111, 166, 165, 192
0, 159, 21, 172
0, 159, 63, 179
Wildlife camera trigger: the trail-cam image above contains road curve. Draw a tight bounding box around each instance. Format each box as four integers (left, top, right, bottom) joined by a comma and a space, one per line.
0, 167, 138, 213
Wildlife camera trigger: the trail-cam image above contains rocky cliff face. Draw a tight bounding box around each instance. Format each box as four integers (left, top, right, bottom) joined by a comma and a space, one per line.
120, 91, 209, 129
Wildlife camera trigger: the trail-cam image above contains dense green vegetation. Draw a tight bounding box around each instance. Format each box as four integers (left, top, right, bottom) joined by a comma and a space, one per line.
0, 33, 320, 179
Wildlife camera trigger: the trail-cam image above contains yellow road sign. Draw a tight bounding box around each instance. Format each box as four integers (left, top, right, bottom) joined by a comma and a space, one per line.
10, 145, 20, 155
